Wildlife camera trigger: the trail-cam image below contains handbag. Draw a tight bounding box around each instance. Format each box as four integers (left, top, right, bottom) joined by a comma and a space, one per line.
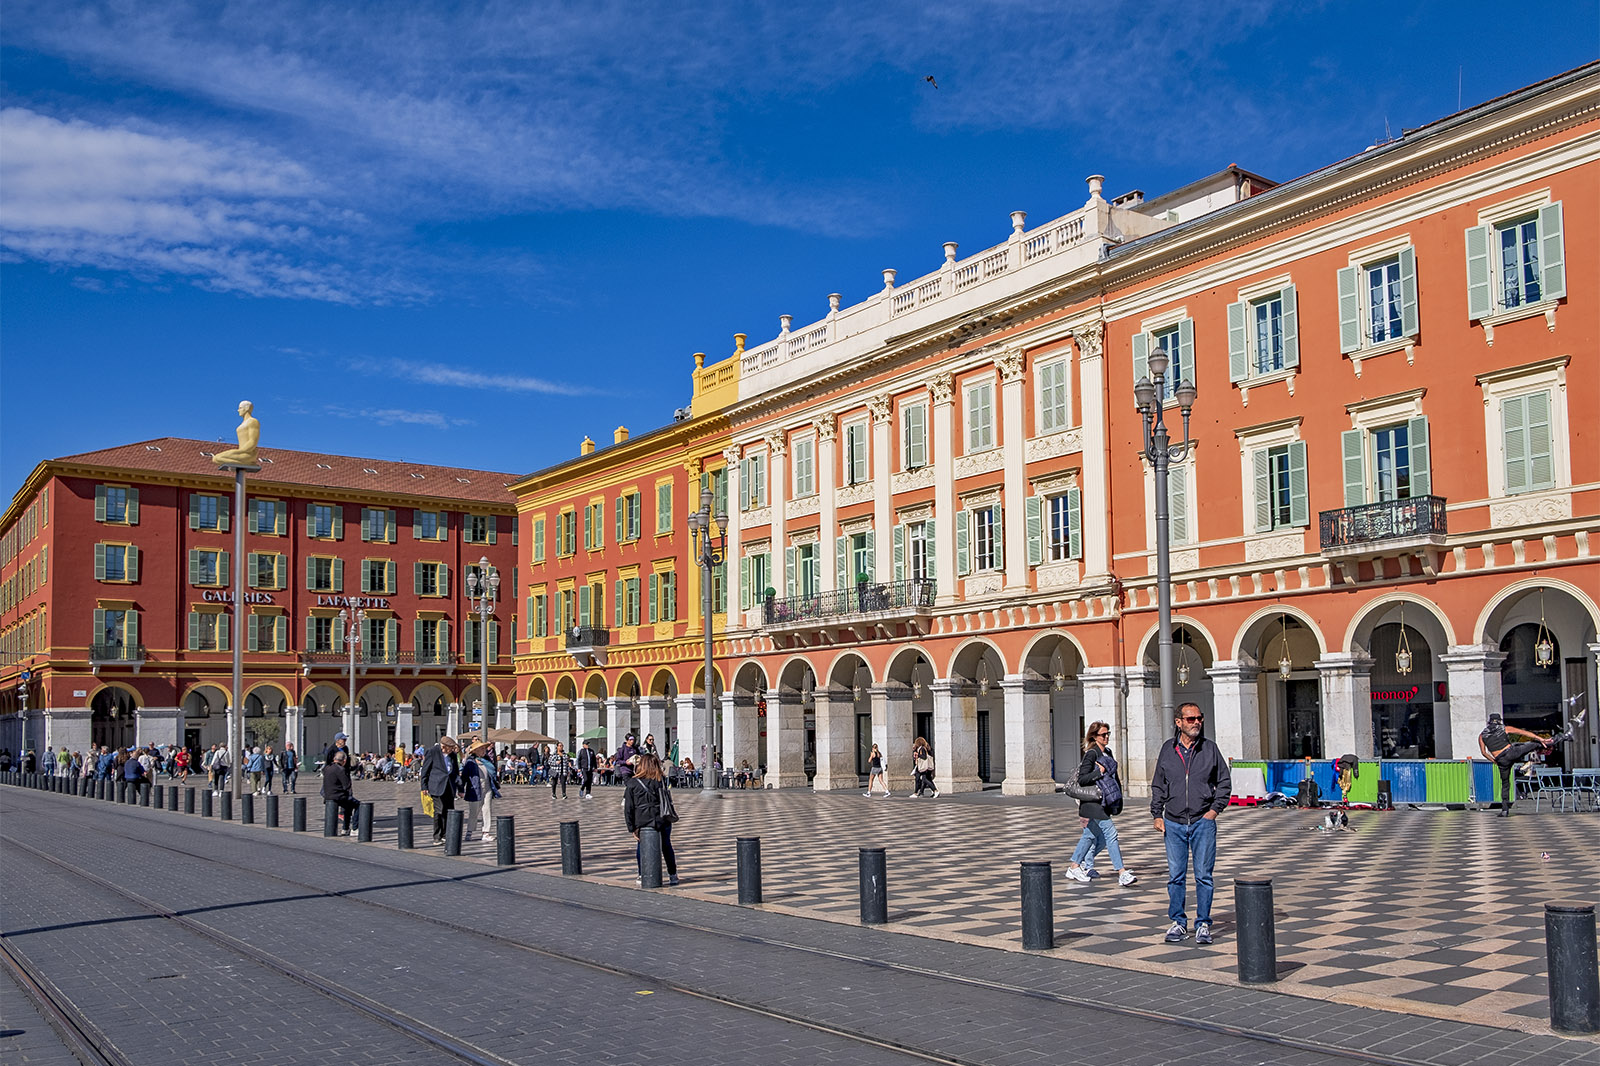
1063, 778, 1102, 803
420, 791, 436, 818
658, 781, 679, 824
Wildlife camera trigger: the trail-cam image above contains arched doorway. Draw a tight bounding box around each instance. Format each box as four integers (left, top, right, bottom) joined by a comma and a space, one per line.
91, 686, 138, 750
1369, 623, 1436, 757
1500, 623, 1566, 763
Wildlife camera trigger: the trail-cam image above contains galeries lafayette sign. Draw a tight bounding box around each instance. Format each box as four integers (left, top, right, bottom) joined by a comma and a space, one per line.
315, 595, 392, 609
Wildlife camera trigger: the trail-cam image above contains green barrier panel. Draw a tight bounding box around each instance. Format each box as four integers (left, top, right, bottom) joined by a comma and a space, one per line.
1345, 765, 1379, 804
1424, 760, 1472, 804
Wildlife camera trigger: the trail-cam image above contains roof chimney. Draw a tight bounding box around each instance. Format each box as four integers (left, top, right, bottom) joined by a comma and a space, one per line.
580, 436, 596, 456
613, 426, 629, 444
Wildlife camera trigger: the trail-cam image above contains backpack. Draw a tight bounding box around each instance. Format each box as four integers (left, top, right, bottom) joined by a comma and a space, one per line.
1296, 777, 1321, 808
1095, 759, 1124, 816
657, 781, 679, 824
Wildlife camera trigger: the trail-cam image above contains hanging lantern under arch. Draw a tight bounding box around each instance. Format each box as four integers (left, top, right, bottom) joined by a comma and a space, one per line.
1277, 615, 1293, 681
1395, 604, 1414, 676
1534, 590, 1556, 668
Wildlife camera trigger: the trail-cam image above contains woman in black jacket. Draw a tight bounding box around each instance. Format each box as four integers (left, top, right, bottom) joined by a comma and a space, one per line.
623, 753, 678, 885
1063, 721, 1137, 887
320, 750, 358, 836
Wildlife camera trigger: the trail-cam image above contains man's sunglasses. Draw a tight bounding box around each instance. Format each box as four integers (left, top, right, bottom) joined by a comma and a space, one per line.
1180, 715, 1204, 723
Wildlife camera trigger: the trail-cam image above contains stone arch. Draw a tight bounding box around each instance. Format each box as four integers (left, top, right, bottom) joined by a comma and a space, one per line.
88, 680, 143, 710
582, 673, 609, 701
775, 655, 819, 696
647, 668, 678, 699
1345, 592, 1455, 656
408, 682, 451, 719
690, 663, 727, 695
1020, 630, 1090, 680
1231, 604, 1328, 663
732, 660, 769, 695
297, 682, 345, 718
946, 638, 1008, 684
89, 682, 140, 750
1476, 577, 1600, 646
244, 681, 292, 717
524, 676, 549, 703
180, 681, 227, 717
823, 651, 873, 695
460, 682, 506, 708
553, 675, 579, 701
884, 644, 936, 688
614, 670, 644, 700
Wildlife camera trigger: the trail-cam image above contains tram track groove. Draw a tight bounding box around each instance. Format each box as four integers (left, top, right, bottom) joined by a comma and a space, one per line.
0, 933, 132, 1066
0, 793, 1433, 1066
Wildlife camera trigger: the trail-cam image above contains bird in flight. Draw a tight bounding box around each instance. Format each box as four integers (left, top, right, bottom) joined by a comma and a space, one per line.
925, 75, 939, 89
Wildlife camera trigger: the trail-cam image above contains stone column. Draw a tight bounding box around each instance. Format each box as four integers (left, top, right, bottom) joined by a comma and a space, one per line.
43, 708, 93, 756
546, 700, 572, 751
765, 691, 809, 788
512, 700, 533, 732
815, 417, 838, 593
638, 696, 667, 753
1315, 652, 1375, 758
1206, 661, 1262, 761
1074, 325, 1110, 581
1439, 644, 1507, 760
870, 394, 894, 580
930, 679, 981, 793
811, 689, 858, 791
1000, 674, 1054, 794
871, 684, 914, 793
675, 694, 708, 774
583, 698, 611, 750
931, 372, 956, 604
393, 704, 413, 752
998, 349, 1028, 591
721, 693, 758, 779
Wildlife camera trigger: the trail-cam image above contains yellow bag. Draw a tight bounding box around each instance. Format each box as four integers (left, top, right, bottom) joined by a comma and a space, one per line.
420, 791, 435, 818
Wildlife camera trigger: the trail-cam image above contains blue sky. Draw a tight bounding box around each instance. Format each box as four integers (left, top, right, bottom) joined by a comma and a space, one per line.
3, 1, 1596, 500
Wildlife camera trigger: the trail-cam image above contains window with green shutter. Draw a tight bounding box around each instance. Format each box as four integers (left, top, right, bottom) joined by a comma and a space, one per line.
965, 383, 994, 452
533, 518, 547, 561
1502, 390, 1554, 495
902, 403, 927, 469
1255, 443, 1309, 531
1038, 360, 1069, 433
656, 484, 672, 533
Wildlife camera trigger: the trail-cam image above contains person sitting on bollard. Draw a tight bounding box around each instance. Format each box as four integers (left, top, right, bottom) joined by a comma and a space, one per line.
1479, 711, 1583, 817
1064, 721, 1138, 887
623, 753, 679, 886
1150, 702, 1231, 945
123, 748, 148, 802
320, 749, 359, 835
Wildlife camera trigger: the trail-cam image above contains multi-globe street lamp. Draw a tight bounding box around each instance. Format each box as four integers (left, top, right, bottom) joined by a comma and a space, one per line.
1134, 349, 1197, 723
465, 557, 501, 738
687, 487, 728, 795
339, 607, 365, 748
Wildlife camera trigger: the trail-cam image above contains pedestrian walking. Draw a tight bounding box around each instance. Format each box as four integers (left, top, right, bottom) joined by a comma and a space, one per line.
247, 746, 266, 794
623, 753, 678, 886
613, 734, 639, 784
175, 747, 190, 782
910, 737, 938, 798
323, 732, 352, 770
320, 749, 358, 835
865, 743, 889, 797
1478, 710, 1582, 816
576, 739, 597, 798
278, 743, 299, 793
1150, 702, 1231, 945
419, 736, 459, 844
461, 741, 501, 840
262, 745, 276, 793
211, 744, 231, 794
548, 744, 570, 798
1064, 721, 1137, 887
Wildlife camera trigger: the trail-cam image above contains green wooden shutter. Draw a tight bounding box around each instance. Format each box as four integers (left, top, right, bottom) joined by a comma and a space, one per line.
309, 616, 317, 651
893, 524, 906, 581
188, 611, 198, 650
1067, 488, 1082, 560
835, 536, 848, 589
360, 508, 372, 542
863, 530, 875, 581
512, 516, 518, 546
955, 509, 971, 576
614, 580, 624, 626
1398, 247, 1419, 337
663, 572, 675, 620
924, 514, 935, 576
1253, 450, 1273, 532
739, 555, 751, 609
218, 495, 229, 532
94, 607, 107, 647
1342, 429, 1367, 507
217, 613, 230, 652
533, 519, 545, 562
386, 509, 397, 542
245, 551, 258, 588
1280, 285, 1299, 370
1176, 319, 1195, 386
126, 546, 138, 582
1131, 332, 1149, 386
583, 508, 591, 550
439, 620, 449, 655
332, 618, 343, 654
360, 560, 372, 593
248, 613, 260, 651
187, 494, 199, 529
127, 488, 139, 525
1502, 394, 1528, 494
1336, 266, 1361, 353
1526, 390, 1553, 490
1465, 224, 1492, 319
96, 486, 108, 522
306, 556, 315, 590
578, 585, 591, 626
1227, 300, 1248, 382
616, 496, 626, 542
1168, 469, 1189, 544
331, 507, 343, 540
487, 620, 498, 665
413, 510, 421, 539
1407, 417, 1431, 498
94, 543, 107, 580
464, 619, 476, 661
648, 575, 659, 622
332, 558, 343, 592
247, 503, 259, 534
275, 504, 286, 535
1025, 496, 1043, 565
193, 550, 203, 587
127, 611, 138, 650
1539, 201, 1566, 301
486, 514, 497, 545
785, 547, 797, 598
992, 505, 1004, 570
385, 560, 395, 594
1287, 441, 1309, 527
218, 550, 229, 582
439, 565, 449, 598
413, 561, 424, 594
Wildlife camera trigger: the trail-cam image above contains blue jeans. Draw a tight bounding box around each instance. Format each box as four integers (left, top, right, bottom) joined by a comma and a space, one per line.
1163, 817, 1216, 926
1070, 817, 1124, 870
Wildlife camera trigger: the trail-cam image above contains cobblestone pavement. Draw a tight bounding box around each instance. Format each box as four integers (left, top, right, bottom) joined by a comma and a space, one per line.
2, 781, 1596, 1066
1, 965, 81, 1066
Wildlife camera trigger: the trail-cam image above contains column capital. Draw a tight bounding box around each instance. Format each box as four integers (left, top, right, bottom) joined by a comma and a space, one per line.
930, 371, 955, 407
868, 393, 893, 425
996, 347, 1025, 384
1071, 321, 1105, 361
813, 416, 837, 443
765, 431, 787, 458
1439, 644, 1509, 669
1206, 660, 1261, 683
722, 445, 741, 467
1313, 652, 1374, 676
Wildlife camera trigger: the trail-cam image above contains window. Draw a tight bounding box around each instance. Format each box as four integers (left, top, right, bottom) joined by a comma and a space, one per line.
656, 483, 672, 533
361, 507, 395, 543
793, 439, 815, 497
738, 552, 771, 610
532, 518, 547, 562
902, 403, 927, 469
1371, 424, 1412, 502
96, 608, 133, 649
1037, 360, 1069, 433
464, 514, 497, 545
710, 560, 727, 614
786, 543, 820, 598
1466, 202, 1565, 319
1027, 492, 1083, 564
965, 382, 994, 452
365, 616, 391, 662
739, 457, 767, 510
1337, 249, 1418, 354
250, 498, 286, 535
304, 556, 335, 592
841, 532, 873, 584
844, 422, 870, 485
529, 593, 548, 637
191, 548, 228, 587
415, 509, 444, 541
361, 559, 395, 594
248, 614, 286, 653
416, 619, 441, 662
97, 486, 138, 525
648, 571, 677, 622
309, 616, 336, 653
956, 504, 1003, 575
249, 552, 285, 589
907, 521, 929, 581
1253, 443, 1308, 531
189, 493, 226, 532
615, 491, 642, 541
414, 561, 448, 597
558, 511, 578, 556
1366, 258, 1405, 343
1502, 391, 1554, 495
95, 543, 136, 582
189, 610, 228, 652
308, 504, 340, 539
560, 588, 576, 632
1133, 319, 1195, 400
700, 469, 728, 519
584, 503, 604, 551
614, 576, 642, 626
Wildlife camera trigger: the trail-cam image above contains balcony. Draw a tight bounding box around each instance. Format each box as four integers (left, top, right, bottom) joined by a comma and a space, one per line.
1320, 496, 1448, 561
90, 643, 147, 673
565, 625, 609, 668
763, 579, 936, 644
300, 650, 456, 675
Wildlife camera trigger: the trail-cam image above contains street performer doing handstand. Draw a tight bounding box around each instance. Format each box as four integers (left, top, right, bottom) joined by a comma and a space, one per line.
1478, 710, 1583, 817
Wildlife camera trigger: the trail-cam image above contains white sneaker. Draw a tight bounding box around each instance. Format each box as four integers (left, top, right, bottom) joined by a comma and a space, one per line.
931, 790, 940, 798
1118, 870, 1138, 886
864, 791, 872, 797
883, 791, 891, 797
1064, 865, 1091, 883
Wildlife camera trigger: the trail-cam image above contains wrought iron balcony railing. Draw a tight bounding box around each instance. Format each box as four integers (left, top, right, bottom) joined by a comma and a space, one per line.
763, 578, 936, 628
90, 643, 146, 663
1319, 495, 1447, 552
300, 650, 456, 667
564, 626, 610, 650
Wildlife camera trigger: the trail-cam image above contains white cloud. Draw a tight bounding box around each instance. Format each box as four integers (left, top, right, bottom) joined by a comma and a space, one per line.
358, 358, 593, 397
313, 404, 475, 430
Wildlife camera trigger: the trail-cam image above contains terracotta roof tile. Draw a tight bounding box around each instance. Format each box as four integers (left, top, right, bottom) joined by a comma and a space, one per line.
50, 437, 518, 508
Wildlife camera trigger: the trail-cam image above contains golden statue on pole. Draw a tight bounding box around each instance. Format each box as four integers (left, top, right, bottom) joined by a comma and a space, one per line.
212, 400, 261, 467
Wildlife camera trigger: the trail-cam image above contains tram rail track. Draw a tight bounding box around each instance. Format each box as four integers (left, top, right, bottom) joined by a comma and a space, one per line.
0, 932, 132, 1066
0, 790, 1438, 1066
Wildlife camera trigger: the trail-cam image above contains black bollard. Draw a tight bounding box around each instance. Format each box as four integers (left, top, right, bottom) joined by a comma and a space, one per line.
219, 791, 232, 821
358, 802, 374, 842
293, 796, 307, 832
116, 779, 127, 803
737, 837, 763, 904
560, 820, 582, 874
201, 789, 213, 817
496, 816, 515, 866
324, 800, 340, 837
184, 787, 196, 814
1021, 862, 1054, 950
266, 794, 279, 828
859, 848, 888, 925
1546, 902, 1600, 1034
1235, 878, 1277, 984
639, 827, 663, 888
444, 809, 464, 855
167, 785, 178, 811
140, 783, 151, 806
154, 784, 164, 807
397, 806, 413, 849
241, 793, 255, 824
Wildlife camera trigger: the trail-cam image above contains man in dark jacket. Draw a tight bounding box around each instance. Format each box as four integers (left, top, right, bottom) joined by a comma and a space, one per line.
1150, 702, 1231, 945
320, 749, 358, 835
418, 736, 459, 843
278, 743, 300, 794
323, 732, 352, 770
576, 739, 597, 799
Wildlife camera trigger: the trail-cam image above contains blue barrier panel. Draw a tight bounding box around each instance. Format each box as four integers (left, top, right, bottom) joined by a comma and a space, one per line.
1380, 760, 1428, 804
1267, 760, 1336, 796
1470, 760, 1502, 803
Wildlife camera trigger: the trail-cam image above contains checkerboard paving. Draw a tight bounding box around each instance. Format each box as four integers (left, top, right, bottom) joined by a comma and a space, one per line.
276, 780, 1600, 1028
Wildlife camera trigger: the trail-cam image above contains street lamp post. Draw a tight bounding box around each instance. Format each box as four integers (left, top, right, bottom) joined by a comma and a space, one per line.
688, 487, 728, 795
1134, 350, 1197, 725
340, 608, 365, 751
17, 668, 30, 748
465, 557, 500, 740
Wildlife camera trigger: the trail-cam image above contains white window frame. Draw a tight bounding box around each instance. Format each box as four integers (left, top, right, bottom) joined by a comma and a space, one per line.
964, 378, 996, 454
792, 436, 816, 498
1134, 307, 1193, 405
1469, 190, 1563, 343
1229, 274, 1297, 387
1035, 356, 1071, 435
843, 420, 870, 486
1236, 418, 1306, 536
1342, 391, 1429, 506
900, 399, 928, 470
1142, 457, 1197, 550
1476, 357, 1571, 500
